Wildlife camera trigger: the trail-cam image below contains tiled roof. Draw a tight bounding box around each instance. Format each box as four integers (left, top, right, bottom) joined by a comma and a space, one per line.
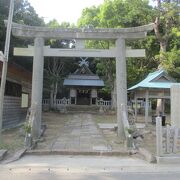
128, 69, 176, 90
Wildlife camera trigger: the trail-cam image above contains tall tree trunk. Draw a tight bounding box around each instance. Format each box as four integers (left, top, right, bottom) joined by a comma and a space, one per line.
153, 0, 168, 115
53, 82, 58, 109
156, 98, 165, 115
50, 83, 54, 110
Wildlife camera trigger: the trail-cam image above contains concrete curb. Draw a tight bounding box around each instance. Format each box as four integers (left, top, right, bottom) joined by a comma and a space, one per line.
26, 149, 129, 156
157, 155, 180, 164
138, 148, 156, 163
0, 149, 7, 161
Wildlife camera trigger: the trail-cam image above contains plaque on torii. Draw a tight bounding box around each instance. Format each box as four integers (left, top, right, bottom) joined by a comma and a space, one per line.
8, 21, 154, 139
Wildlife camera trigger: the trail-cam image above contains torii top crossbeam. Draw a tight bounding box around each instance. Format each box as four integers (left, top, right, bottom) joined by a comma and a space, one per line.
8, 21, 154, 40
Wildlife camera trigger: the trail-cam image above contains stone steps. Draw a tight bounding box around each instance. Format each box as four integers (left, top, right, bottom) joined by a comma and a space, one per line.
26, 149, 128, 156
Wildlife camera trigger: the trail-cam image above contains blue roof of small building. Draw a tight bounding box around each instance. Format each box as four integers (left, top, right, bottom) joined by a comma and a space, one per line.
128, 69, 176, 91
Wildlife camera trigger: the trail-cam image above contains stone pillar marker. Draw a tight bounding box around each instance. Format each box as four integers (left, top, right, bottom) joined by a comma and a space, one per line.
171, 84, 180, 127
31, 37, 44, 139
115, 38, 127, 139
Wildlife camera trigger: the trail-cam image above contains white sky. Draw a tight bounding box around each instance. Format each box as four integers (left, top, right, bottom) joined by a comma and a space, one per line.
28, 0, 104, 24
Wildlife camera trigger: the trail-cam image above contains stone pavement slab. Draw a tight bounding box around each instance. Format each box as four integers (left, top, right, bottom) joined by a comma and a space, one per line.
98, 123, 117, 130
35, 113, 115, 153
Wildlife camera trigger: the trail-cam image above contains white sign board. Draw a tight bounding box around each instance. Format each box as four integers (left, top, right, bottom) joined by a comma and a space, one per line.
70, 89, 76, 97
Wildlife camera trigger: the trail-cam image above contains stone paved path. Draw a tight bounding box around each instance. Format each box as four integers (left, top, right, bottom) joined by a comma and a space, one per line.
37, 113, 112, 152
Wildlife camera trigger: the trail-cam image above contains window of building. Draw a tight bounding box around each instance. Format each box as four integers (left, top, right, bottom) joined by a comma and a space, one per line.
71, 97, 76, 104
0, 79, 22, 97
92, 98, 96, 105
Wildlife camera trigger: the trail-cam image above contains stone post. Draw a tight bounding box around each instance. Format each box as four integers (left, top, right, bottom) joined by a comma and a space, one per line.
115, 38, 127, 139
171, 84, 180, 127
156, 116, 163, 156
31, 37, 44, 139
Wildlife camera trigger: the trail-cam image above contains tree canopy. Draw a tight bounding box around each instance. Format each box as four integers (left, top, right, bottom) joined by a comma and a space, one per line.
0, 0, 179, 100
78, 0, 180, 86
0, 0, 44, 70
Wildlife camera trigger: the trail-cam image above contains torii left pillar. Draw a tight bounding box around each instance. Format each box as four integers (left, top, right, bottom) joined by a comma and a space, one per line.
31, 37, 44, 139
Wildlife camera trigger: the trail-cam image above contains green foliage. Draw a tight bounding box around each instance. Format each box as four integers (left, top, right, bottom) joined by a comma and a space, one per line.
0, 0, 179, 100
99, 0, 154, 28
125, 127, 135, 135
23, 121, 31, 134
13, 0, 44, 26
165, 29, 180, 81
153, 0, 180, 71
78, 6, 101, 27
78, 0, 156, 90
162, 47, 180, 81
78, 0, 179, 89
0, 0, 45, 71
0, 142, 10, 150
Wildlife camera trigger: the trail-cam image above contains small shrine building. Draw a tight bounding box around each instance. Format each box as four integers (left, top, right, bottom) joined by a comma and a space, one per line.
128, 69, 176, 124
63, 60, 104, 105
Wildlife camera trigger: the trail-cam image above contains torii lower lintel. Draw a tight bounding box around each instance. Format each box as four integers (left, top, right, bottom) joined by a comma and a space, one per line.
14, 46, 145, 58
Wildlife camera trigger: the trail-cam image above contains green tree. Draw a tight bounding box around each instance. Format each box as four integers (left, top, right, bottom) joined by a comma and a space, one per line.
78, 6, 101, 27
43, 20, 77, 109
158, 26, 180, 81
78, 0, 156, 108
153, 0, 180, 82
153, 0, 179, 56
0, 0, 44, 70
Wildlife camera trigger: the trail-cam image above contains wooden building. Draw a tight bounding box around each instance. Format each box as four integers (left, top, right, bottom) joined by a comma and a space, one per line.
63, 61, 104, 105
0, 62, 32, 128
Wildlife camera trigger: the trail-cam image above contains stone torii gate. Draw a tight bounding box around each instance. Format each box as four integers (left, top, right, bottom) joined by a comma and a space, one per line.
10, 22, 154, 140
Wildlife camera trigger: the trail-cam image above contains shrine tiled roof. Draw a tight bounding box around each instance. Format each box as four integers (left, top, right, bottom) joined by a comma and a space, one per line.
63, 60, 104, 87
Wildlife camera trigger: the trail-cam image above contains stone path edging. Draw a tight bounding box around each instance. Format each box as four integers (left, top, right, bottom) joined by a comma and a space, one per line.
25, 149, 129, 156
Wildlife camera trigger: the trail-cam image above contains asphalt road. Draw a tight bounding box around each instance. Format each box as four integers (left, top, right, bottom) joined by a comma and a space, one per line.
1, 155, 180, 180
1, 169, 180, 180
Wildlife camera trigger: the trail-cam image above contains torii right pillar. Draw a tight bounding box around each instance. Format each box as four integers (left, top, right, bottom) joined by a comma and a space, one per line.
115, 38, 127, 139
171, 84, 180, 127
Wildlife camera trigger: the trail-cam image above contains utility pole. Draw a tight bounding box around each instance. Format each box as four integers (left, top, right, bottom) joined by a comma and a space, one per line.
0, 0, 14, 142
